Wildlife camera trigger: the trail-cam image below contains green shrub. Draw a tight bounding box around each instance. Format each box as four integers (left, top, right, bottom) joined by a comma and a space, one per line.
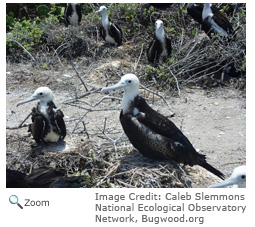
6, 5, 61, 55
36, 5, 50, 16
7, 19, 44, 53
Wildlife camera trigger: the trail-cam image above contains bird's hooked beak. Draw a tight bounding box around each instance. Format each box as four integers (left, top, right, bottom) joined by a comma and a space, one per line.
96, 8, 104, 13
101, 80, 127, 93
208, 176, 239, 188
17, 95, 39, 107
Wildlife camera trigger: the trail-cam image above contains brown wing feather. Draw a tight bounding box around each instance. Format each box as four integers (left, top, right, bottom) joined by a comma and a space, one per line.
120, 96, 225, 179
56, 109, 66, 139
30, 107, 47, 144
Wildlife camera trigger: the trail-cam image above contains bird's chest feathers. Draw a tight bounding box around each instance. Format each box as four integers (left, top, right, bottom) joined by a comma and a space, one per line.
38, 103, 49, 119
70, 11, 79, 25
38, 103, 60, 142
38, 102, 56, 128
43, 130, 60, 143
156, 30, 167, 56
102, 19, 116, 44
122, 90, 140, 115
202, 6, 213, 20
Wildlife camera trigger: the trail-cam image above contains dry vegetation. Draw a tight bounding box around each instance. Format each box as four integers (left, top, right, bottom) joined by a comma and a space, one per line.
6, 3, 246, 188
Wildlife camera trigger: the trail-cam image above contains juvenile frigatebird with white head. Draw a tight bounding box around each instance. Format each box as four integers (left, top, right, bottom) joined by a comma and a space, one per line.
202, 3, 233, 39
64, 3, 82, 27
209, 165, 246, 188
17, 87, 66, 144
147, 20, 172, 63
96, 6, 122, 46
101, 74, 224, 180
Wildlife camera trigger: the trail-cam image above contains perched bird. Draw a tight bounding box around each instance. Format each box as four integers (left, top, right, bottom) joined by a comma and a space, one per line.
64, 3, 82, 26
147, 20, 172, 64
101, 74, 225, 180
17, 87, 66, 145
209, 165, 246, 188
96, 6, 122, 46
202, 3, 234, 39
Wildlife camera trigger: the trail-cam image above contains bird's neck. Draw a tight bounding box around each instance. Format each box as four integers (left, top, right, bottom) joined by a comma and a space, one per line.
102, 12, 109, 28
187, 3, 192, 9
202, 4, 213, 20
38, 100, 50, 116
122, 88, 139, 115
156, 27, 165, 43
70, 3, 76, 12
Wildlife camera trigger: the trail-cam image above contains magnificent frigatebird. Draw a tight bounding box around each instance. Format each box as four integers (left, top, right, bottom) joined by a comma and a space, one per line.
147, 20, 172, 64
101, 74, 225, 180
209, 165, 246, 188
96, 6, 122, 46
64, 3, 82, 26
202, 3, 234, 39
17, 87, 66, 145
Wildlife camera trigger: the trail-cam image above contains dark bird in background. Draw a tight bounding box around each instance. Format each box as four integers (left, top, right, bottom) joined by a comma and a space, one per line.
17, 87, 66, 145
147, 3, 172, 10
201, 3, 234, 39
64, 3, 82, 26
96, 6, 122, 46
6, 167, 65, 188
102, 74, 225, 180
187, 3, 204, 23
147, 20, 172, 64
6, 167, 86, 188
187, 3, 234, 40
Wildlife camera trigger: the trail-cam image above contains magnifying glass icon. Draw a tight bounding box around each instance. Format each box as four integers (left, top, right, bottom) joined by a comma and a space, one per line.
9, 195, 23, 209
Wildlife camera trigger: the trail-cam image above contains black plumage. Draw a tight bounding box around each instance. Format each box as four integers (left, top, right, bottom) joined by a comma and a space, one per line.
29, 101, 66, 144
6, 167, 65, 188
148, 3, 172, 10
120, 96, 224, 179
6, 168, 86, 188
102, 74, 225, 180
187, 3, 204, 23
96, 6, 122, 46
147, 38, 172, 63
202, 3, 234, 39
99, 22, 123, 46
147, 20, 172, 63
17, 87, 66, 145
64, 3, 82, 27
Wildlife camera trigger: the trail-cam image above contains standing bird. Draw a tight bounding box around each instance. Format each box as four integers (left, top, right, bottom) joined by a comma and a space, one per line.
101, 74, 225, 180
17, 87, 66, 145
96, 6, 122, 46
201, 3, 234, 39
209, 165, 246, 188
147, 20, 172, 64
64, 3, 82, 27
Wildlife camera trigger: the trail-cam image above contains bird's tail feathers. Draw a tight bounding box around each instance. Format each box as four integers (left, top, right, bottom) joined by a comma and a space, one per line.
200, 162, 225, 180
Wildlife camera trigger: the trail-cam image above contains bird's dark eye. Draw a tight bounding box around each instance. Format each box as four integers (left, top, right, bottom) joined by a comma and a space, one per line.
39, 92, 43, 95
241, 175, 246, 179
128, 80, 132, 83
